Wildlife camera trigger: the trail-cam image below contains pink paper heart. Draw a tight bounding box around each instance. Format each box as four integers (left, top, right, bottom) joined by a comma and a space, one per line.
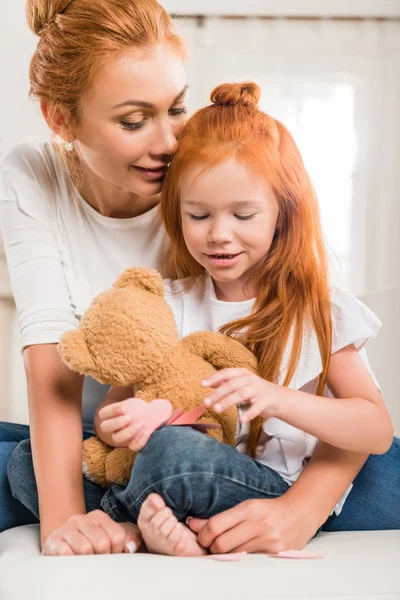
123, 398, 173, 435
169, 405, 206, 425
267, 550, 323, 559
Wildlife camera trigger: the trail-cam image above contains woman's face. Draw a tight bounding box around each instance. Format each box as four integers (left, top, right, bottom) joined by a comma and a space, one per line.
72, 42, 188, 197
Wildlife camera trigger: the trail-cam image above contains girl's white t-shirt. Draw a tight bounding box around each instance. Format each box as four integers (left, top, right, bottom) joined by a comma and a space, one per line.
163, 274, 382, 515
0, 142, 168, 430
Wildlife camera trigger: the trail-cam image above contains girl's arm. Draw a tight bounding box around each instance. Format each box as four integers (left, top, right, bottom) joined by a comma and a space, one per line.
282, 441, 368, 529
275, 344, 393, 454
203, 343, 394, 455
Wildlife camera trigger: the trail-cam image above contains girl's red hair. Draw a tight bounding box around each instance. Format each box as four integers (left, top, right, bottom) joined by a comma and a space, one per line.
161, 82, 332, 455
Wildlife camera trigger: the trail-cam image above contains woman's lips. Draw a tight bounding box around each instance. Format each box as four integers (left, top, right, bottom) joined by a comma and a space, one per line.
132, 165, 166, 180
205, 252, 243, 267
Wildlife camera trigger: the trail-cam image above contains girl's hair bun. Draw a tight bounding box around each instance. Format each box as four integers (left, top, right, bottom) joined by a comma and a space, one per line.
210, 82, 261, 109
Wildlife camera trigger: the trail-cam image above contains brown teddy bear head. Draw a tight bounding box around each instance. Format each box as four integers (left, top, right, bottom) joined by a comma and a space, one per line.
58, 268, 180, 386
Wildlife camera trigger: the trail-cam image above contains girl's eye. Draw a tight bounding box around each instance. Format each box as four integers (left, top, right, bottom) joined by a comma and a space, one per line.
235, 214, 256, 220
189, 214, 209, 221
169, 106, 188, 117
120, 119, 146, 131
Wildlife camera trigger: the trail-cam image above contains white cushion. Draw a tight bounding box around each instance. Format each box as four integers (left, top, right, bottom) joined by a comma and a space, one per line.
0, 526, 399, 599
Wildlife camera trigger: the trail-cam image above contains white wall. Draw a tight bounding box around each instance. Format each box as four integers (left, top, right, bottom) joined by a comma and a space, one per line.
0, 1, 399, 432
162, 0, 400, 17
0, 0, 49, 152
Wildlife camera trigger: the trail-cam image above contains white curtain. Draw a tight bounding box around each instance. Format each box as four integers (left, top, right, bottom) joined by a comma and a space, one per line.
176, 17, 400, 296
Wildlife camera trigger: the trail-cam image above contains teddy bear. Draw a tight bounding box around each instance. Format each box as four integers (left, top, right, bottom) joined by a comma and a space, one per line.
58, 267, 258, 487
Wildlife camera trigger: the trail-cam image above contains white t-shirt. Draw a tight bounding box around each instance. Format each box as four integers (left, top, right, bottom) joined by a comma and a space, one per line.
164, 274, 382, 515
0, 142, 168, 430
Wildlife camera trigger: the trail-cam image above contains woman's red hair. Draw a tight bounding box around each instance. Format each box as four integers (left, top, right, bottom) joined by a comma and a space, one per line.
161, 82, 332, 455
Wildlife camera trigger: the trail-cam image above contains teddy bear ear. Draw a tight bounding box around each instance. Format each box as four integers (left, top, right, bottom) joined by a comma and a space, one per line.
58, 329, 96, 374
112, 267, 164, 297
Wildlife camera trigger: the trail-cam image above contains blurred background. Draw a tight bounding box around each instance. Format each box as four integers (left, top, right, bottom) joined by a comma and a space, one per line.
0, 0, 399, 432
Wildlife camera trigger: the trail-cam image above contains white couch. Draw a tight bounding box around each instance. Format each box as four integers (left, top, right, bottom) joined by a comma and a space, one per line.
0, 286, 399, 599
0, 526, 399, 600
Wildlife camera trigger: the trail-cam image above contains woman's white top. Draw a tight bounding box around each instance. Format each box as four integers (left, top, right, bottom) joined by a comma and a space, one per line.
0, 143, 168, 430
164, 274, 382, 515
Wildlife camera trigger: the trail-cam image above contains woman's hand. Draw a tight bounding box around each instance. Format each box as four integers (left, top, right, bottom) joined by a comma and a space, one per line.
97, 399, 151, 451
202, 368, 284, 423
42, 510, 142, 556
187, 495, 319, 554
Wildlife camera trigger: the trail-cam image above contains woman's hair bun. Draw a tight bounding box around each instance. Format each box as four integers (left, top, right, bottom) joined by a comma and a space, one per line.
26, 0, 72, 36
210, 82, 261, 109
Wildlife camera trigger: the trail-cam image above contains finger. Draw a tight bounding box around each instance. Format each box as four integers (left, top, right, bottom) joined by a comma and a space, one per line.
128, 429, 151, 452
98, 403, 128, 420
63, 529, 95, 555
196, 505, 247, 548
120, 522, 143, 553
239, 402, 264, 423
209, 522, 259, 554
186, 517, 208, 533
212, 387, 255, 414
112, 423, 144, 445
203, 376, 252, 408
201, 369, 249, 388
75, 518, 112, 554
88, 510, 127, 554
100, 414, 131, 433
229, 536, 266, 554
42, 536, 74, 556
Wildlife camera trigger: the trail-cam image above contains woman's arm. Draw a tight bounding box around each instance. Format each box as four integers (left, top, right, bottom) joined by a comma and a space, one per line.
276, 344, 393, 454
24, 344, 86, 544
24, 344, 86, 547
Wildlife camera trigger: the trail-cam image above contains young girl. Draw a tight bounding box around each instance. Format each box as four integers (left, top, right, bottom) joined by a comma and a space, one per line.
95, 82, 393, 556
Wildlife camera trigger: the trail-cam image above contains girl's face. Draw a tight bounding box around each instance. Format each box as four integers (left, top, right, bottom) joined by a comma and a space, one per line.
72, 42, 188, 197
180, 158, 279, 301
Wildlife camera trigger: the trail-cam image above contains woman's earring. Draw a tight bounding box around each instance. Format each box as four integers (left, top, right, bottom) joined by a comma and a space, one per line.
64, 141, 74, 152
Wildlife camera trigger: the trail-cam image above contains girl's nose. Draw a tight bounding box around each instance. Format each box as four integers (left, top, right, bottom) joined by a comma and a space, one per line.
208, 223, 234, 244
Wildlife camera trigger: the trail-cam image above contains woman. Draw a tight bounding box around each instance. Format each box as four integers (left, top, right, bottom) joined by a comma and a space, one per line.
1, 0, 399, 556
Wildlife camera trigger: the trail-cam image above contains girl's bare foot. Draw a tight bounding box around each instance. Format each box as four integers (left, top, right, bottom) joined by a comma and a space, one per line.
137, 493, 207, 556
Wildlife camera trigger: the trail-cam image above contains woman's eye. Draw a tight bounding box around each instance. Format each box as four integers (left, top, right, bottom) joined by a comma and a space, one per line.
189, 214, 209, 221
235, 214, 256, 220
169, 106, 188, 117
120, 119, 146, 131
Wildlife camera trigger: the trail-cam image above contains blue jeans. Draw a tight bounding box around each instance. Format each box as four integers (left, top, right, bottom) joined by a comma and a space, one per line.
100, 428, 400, 529
101, 426, 290, 523
0, 421, 105, 532
3, 423, 400, 532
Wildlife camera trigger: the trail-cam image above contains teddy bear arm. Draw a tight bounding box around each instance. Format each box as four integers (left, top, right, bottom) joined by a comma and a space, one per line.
182, 331, 258, 373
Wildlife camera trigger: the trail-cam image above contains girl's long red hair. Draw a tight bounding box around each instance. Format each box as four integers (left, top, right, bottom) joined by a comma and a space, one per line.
161, 82, 332, 455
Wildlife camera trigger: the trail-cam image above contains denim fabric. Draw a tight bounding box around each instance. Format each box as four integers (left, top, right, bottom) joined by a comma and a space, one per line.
322, 436, 400, 531
1, 422, 104, 532
4, 420, 400, 533
100, 426, 290, 523
0, 422, 37, 532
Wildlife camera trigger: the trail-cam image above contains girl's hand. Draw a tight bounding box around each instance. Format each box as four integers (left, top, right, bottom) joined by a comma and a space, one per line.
42, 510, 142, 556
187, 496, 319, 554
202, 368, 283, 423
98, 399, 151, 452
